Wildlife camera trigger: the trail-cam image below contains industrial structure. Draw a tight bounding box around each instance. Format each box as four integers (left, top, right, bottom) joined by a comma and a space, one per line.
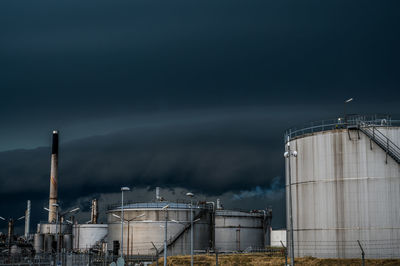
107, 193, 272, 256
34, 131, 75, 254
284, 115, 400, 258
3, 113, 400, 264
215, 208, 271, 252
33, 131, 108, 255
72, 199, 108, 252
48, 131, 59, 224
2, 129, 273, 265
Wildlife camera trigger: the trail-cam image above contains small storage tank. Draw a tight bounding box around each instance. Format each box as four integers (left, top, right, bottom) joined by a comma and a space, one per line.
73, 224, 108, 252
63, 234, 73, 252
107, 202, 212, 256
285, 115, 400, 258
44, 234, 54, 253
34, 233, 44, 253
270, 229, 286, 247
214, 209, 268, 252
10, 245, 22, 255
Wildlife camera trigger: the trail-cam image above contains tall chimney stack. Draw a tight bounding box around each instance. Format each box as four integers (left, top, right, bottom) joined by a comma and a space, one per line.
25, 200, 31, 238
48, 130, 59, 223
91, 199, 98, 224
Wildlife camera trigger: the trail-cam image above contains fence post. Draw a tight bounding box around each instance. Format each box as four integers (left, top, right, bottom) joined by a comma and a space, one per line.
281, 241, 287, 266
151, 241, 159, 266
215, 249, 218, 266
357, 240, 365, 266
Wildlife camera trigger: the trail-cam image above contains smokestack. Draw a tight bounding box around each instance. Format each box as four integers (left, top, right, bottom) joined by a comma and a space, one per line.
91, 199, 98, 224
156, 187, 160, 201
48, 130, 59, 223
25, 200, 31, 238
7, 219, 14, 247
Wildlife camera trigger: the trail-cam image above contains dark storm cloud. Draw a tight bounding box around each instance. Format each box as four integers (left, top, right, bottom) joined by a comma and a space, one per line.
1, 0, 399, 113
0, 109, 292, 231
0, 0, 399, 151
0, 109, 285, 197
0, 0, 399, 233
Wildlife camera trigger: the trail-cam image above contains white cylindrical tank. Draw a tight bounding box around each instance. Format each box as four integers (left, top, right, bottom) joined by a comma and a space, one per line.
34, 233, 44, 253
270, 229, 286, 247
63, 234, 73, 252
107, 202, 212, 256
72, 224, 108, 252
214, 210, 266, 252
44, 234, 54, 253
286, 123, 400, 258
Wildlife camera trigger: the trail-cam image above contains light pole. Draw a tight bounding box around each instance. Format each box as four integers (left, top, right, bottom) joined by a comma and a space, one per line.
284, 137, 297, 266
161, 204, 170, 266
186, 192, 194, 266
120, 186, 130, 259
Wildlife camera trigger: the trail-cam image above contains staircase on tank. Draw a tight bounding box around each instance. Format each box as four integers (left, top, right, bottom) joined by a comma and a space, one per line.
358, 125, 400, 164
157, 208, 207, 255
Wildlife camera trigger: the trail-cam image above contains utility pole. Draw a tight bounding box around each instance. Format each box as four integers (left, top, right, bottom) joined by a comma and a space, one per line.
161, 204, 170, 266
186, 192, 194, 266
120, 186, 130, 260
284, 137, 297, 266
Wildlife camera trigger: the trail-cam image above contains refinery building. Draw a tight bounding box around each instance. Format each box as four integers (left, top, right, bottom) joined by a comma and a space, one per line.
3, 113, 399, 264
32, 130, 273, 258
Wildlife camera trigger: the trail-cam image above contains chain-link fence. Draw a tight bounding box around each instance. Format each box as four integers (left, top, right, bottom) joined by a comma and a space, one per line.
0, 252, 160, 266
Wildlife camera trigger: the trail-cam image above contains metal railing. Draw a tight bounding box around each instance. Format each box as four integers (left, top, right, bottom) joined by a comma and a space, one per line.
360, 126, 400, 164
107, 200, 213, 211
284, 114, 400, 142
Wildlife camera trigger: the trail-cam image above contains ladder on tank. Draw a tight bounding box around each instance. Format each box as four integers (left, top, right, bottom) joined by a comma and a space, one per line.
358, 125, 400, 164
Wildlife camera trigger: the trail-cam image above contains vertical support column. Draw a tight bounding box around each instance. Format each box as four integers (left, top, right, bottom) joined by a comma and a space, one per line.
190, 200, 194, 266
91, 199, 98, 224
236, 228, 241, 251
121, 191, 124, 257
48, 131, 59, 223
281, 241, 287, 266
164, 210, 168, 266
25, 200, 31, 238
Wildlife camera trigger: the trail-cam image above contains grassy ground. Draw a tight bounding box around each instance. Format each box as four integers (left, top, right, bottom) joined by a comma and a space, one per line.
152, 253, 400, 266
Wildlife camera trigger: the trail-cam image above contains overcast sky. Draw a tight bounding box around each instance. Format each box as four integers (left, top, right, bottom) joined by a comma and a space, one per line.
0, 0, 399, 233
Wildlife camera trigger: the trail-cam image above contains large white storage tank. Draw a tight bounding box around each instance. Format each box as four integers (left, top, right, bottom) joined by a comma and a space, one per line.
107, 202, 212, 256
72, 224, 108, 252
285, 115, 400, 258
214, 209, 269, 252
